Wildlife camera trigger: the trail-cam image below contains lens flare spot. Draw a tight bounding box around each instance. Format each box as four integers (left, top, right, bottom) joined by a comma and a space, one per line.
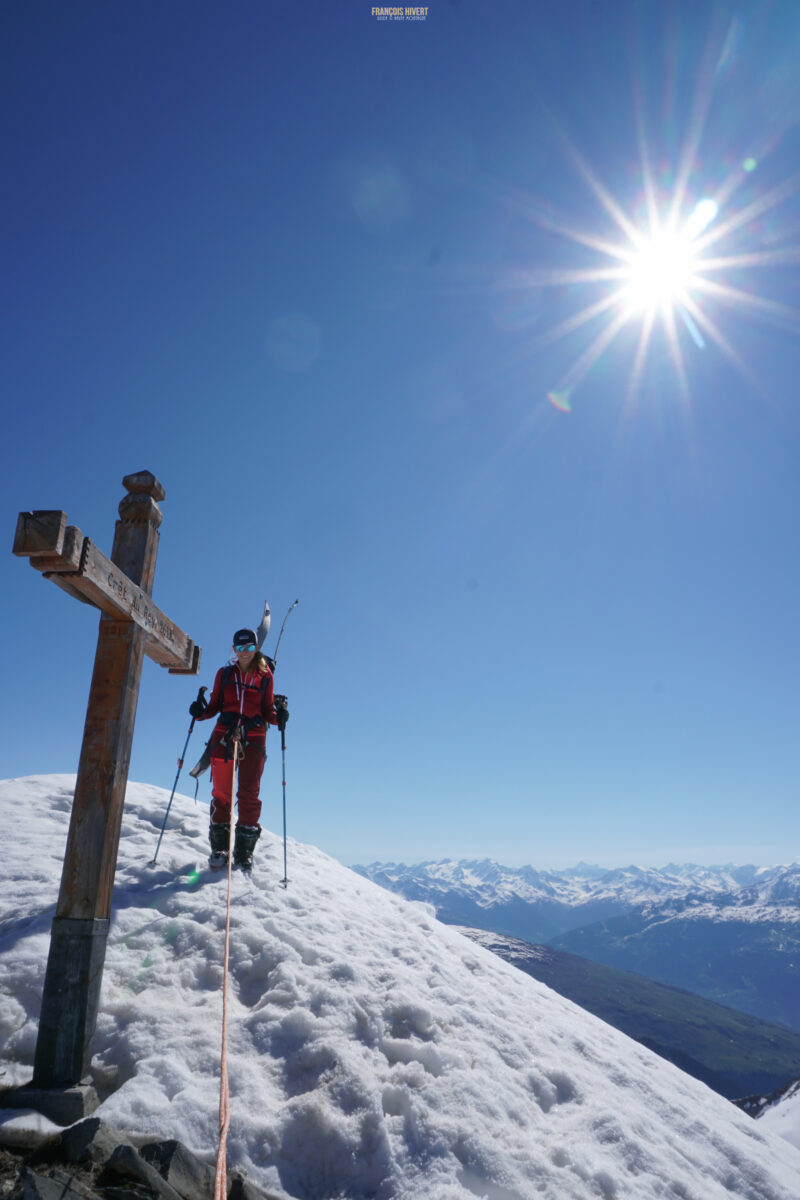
685, 198, 719, 237
743, 157, 757, 172
547, 390, 572, 413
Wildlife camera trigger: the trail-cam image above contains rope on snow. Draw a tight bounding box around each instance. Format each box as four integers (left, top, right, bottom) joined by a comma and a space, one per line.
214, 736, 240, 1200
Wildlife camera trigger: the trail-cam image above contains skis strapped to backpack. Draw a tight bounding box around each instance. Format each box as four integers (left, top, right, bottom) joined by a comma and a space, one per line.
188, 599, 297, 796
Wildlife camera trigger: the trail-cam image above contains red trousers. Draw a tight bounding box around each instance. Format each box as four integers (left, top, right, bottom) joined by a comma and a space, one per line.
210, 740, 266, 827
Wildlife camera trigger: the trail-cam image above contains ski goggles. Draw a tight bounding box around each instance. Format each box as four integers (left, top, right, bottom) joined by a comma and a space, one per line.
234, 642, 256, 652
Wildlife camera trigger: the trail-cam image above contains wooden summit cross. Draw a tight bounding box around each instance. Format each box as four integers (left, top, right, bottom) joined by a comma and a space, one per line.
9, 471, 200, 1122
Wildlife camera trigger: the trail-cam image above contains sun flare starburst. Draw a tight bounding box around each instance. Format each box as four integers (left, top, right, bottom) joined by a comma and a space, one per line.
511, 81, 800, 412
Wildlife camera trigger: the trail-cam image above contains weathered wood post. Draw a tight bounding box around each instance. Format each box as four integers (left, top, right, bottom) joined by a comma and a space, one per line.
5, 471, 200, 1124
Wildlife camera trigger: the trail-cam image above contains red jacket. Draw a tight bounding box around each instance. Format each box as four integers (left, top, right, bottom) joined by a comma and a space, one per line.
200, 662, 278, 740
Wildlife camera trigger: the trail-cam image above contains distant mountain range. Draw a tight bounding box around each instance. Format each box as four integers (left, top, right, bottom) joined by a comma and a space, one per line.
351, 860, 800, 1031
738, 1077, 800, 1119
459, 927, 800, 1101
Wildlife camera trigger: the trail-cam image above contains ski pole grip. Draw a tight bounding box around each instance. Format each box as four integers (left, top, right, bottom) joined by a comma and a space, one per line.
187, 685, 208, 735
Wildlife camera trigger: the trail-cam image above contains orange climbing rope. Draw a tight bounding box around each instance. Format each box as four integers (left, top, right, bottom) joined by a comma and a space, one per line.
214, 733, 240, 1200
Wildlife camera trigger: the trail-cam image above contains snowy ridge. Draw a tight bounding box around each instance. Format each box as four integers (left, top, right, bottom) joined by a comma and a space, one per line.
2, 776, 800, 1199
760, 1082, 800, 1152
623, 901, 800, 926
740, 1081, 800, 1154
452, 927, 555, 968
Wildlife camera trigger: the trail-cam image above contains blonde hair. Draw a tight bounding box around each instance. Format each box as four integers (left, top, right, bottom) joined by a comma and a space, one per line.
231, 648, 268, 676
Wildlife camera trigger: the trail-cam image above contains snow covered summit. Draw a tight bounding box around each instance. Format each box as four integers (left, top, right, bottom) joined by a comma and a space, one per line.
2, 775, 800, 1200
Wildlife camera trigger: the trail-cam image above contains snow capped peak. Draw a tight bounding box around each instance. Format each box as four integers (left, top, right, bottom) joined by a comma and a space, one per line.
569, 861, 608, 878
2, 775, 800, 1199
354, 857, 800, 913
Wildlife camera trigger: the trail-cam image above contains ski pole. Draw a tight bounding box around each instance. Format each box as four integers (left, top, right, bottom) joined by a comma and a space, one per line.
151, 686, 206, 865
280, 722, 289, 888
273, 599, 298, 665
270, 599, 297, 887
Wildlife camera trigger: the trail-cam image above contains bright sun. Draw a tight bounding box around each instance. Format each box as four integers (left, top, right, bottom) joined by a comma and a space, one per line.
519, 83, 800, 411
620, 198, 718, 317
621, 228, 698, 315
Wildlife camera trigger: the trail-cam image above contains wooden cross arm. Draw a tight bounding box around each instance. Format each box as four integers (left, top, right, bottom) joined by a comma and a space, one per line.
14, 511, 201, 675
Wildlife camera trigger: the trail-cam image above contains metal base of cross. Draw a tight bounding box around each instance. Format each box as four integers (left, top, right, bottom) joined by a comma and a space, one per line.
0, 1082, 100, 1126
32, 917, 110, 1091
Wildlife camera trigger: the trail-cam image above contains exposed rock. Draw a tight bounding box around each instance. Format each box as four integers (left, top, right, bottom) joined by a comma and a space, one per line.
14, 1167, 97, 1200
59, 1120, 132, 1168
97, 1145, 185, 1200
0, 1122, 285, 1200
228, 1174, 278, 1200
140, 1140, 214, 1200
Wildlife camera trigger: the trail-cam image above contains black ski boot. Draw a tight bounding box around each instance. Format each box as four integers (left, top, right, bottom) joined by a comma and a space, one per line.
233, 824, 261, 872
208, 822, 230, 869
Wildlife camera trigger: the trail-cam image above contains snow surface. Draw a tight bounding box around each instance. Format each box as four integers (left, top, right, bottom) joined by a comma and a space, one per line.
2, 775, 800, 1200
760, 1083, 800, 1153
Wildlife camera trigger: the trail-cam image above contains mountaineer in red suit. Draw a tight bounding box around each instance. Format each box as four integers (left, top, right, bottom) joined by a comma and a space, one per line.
190, 627, 289, 871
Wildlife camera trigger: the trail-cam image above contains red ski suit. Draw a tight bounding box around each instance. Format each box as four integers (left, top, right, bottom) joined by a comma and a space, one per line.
198, 662, 278, 827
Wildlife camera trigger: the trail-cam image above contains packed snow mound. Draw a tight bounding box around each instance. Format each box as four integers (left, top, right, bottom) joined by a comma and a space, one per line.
2, 775, 800, 1200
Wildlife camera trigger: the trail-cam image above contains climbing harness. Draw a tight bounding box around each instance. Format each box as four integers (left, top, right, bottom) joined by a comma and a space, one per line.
189, 667, 271, 789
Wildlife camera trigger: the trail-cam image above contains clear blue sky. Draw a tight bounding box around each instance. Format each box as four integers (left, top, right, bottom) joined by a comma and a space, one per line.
3, 1, 799, 868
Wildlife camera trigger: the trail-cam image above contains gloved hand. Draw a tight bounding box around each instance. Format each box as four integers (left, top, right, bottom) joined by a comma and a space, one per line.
274, 694, 289, 731
189, 689, 209, 719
